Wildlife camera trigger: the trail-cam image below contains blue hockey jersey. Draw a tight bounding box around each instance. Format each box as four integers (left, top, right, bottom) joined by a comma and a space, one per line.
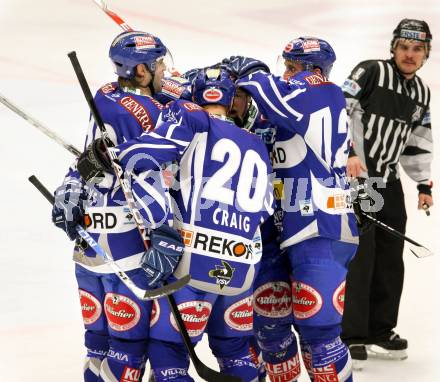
63, 82, 167, 273
238, 71, 358, 248
116, 100, 274, 295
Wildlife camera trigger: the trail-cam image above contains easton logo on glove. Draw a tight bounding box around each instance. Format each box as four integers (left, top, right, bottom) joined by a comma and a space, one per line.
158, 240, 184, 253
140, 225, 185, 288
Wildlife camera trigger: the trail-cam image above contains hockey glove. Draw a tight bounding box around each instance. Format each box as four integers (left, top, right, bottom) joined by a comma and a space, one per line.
77, 138, 113, 182
222, 56, 270, 79
140, 225, 185, 288
351, 181, 376, 235
51, 179, 87, 240
181, 67, 203, 82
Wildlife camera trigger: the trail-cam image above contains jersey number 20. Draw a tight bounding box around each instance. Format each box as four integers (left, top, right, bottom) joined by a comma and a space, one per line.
201, 138, 268, 213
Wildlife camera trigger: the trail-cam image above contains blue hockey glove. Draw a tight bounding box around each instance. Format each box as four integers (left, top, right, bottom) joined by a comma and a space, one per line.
181, 67, 203, 82
77, 138, 113, 182
140, 225, 185, 288
222, 56, 270, 79
155, 76, 192, 105
51, 179, 87, 240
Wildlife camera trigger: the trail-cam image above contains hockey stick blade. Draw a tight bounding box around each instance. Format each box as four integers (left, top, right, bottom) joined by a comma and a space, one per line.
0, 93, 81, 157
409, 245, 433, 259
139, 275, 191, 299
362, 213, 434, 258
28, 175, 191, 300
92, 0, 181, 76
93, 0, 133, 31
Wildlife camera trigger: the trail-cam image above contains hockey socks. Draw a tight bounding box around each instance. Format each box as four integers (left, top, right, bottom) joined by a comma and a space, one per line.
84, 331, 109, 382
209, 336, 259, 382
308, 337, 352, 382
99, 338, 148, 382
148, 339, 193, 382
255, 324, 300, 382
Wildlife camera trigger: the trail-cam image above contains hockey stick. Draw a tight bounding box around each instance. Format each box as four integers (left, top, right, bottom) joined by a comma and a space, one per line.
28, 175, 190, 299
362, 212, 433, 258
0, 93, 81, 157
67, 51, 239, 382
92, 0, 181, 76
93, 0, 132, 31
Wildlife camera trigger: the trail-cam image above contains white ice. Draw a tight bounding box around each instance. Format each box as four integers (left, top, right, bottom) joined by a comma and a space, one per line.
0, 1, 439, 381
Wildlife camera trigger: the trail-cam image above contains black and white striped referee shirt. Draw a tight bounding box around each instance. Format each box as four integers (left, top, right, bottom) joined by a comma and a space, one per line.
342, 59, 432, 185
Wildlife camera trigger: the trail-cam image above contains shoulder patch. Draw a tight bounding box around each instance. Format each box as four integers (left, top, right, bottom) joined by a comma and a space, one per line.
422, 109, 431, 125
100, 82, 117, 95
342, 79, 361, 96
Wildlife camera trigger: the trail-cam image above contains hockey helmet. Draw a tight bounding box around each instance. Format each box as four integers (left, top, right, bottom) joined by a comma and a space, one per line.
192, 68, 235, 108
109, 31, 172, 79
391, 19, 432, 57
281, 36, 336, 78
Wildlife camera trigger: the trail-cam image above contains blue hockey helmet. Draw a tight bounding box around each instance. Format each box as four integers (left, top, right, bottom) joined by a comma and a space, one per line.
192, 68, 235, 108
281, 36, 336, 78
109, 31, 171, 79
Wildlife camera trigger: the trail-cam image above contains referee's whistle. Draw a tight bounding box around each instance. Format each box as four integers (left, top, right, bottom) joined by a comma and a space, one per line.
422, 203, 431, 216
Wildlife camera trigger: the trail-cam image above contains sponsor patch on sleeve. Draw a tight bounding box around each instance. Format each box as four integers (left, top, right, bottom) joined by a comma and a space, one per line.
422, 110, 431, 125
342, 79, 361, 96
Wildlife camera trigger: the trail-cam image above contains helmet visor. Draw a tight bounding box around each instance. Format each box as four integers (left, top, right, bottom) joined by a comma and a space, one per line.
276, 56, 311, 79
156, 49, 178, 77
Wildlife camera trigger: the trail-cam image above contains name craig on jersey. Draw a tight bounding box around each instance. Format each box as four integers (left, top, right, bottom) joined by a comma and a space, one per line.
213, 207, 250, 232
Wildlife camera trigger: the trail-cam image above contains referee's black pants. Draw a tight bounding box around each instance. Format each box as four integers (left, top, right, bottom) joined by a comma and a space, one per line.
342, 179, 407, 344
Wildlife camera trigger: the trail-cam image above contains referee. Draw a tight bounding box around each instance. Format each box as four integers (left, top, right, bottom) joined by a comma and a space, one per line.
341, 19, 434, 368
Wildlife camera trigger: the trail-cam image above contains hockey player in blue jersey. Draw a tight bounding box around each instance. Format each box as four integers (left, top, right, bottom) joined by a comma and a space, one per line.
51, 30, 183, 382
225, 37, 359, 382
228, 85, 292, 382
78, 67, 274, 381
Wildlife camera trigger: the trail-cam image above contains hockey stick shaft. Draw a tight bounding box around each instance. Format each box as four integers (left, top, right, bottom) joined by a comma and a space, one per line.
28, 175, 189, 299
0, 93, 81, 157
362, 212, 433, 258
67, 51, 239, 382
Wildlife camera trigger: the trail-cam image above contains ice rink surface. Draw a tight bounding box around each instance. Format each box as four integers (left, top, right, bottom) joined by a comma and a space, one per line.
1, 1, 439, 381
